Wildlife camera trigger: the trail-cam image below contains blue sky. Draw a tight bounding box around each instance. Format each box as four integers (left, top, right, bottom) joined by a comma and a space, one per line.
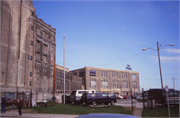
33, 0, 180, 91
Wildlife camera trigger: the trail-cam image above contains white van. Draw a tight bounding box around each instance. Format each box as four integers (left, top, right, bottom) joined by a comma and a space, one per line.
70, 90, 100, 104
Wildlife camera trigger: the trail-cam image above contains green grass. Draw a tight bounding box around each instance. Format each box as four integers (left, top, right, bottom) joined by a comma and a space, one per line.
34, 103, 133, 115
142, 107, 179, 117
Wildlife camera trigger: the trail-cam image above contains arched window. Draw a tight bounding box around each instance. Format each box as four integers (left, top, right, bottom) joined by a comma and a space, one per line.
113, 80, 118, 88
122, 81, 128, 88
132, 81, 137, 88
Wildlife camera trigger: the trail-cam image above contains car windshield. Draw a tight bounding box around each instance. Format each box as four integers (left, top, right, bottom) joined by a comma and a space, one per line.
162, 89, 179, 96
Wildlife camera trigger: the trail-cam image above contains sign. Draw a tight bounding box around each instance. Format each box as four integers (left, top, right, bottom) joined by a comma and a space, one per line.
165, 85, 168, 92
32, 98, 36, 107
26, 92, 30, 95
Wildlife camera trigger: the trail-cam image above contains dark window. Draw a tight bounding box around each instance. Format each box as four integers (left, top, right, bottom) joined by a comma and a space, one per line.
28, 55, 29, 59
29, 81, 31, 86
31, 41, 33, 45
31, 26, 33, 30
79, 70, 85, 76
30, 56, 32, 60
89, 70, 96, 76
30, 72, 32, 76
31, 11, 34, 16
57, 72, 59, 77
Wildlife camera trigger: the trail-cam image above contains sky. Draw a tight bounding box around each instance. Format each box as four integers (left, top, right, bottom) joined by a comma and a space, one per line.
33, 0, 180, 91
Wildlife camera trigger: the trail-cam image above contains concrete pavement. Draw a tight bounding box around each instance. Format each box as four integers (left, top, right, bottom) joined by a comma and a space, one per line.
0, 109, 79, 118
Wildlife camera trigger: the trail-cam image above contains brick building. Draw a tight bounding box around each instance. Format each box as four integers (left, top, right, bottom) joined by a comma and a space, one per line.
70, 66, 140, 96
55, 65, 82, 95
1, 0, 56, 101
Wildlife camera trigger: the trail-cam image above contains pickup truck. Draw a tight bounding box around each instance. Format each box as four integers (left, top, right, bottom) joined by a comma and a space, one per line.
80, 92, 117, 106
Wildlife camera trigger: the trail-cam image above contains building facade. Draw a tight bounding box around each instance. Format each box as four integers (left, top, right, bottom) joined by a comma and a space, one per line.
70, 67, 140, 95
55, 65, 82, 95
1, 0, 56, 101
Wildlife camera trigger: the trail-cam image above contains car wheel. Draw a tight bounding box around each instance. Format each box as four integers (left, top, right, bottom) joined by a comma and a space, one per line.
110, 100, 115, 105
92, 101, 97, 106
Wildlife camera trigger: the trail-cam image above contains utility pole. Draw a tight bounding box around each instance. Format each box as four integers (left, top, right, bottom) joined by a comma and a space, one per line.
171, 77, 176, 107
63, 35, 65, 104
17, 0, 22, 99
157, 41, 163, 89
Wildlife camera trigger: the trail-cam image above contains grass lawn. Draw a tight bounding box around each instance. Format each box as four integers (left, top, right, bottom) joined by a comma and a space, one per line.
142, 107, 179, 117
33, 103, 133, 115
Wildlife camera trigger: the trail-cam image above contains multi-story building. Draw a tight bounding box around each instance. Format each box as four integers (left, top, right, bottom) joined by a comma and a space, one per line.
70, 66, 140, 95
55, 65, 82, 95
1, 0, 56, 101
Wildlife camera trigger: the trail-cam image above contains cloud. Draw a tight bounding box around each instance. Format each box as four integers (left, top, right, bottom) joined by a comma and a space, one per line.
164, 48, 180, 54
150, 56, 180, 62
127, 40, 145, 45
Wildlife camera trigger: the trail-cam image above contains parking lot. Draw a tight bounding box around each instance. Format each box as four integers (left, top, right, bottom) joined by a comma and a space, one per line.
115, 99, 146, 108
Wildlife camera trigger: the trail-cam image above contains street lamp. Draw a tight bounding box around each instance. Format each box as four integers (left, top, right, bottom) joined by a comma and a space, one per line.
142, 41, 174, 89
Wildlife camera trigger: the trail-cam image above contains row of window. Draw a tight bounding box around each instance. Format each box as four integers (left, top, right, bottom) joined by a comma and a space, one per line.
89, 70, 137, 79
56, 82, 81, 92
89, 80, 137, 89
56, 72, 64, 78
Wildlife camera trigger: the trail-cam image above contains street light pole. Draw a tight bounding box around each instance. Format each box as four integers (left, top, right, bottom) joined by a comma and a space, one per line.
142, 42, 174, 89
157, 41, 163, 89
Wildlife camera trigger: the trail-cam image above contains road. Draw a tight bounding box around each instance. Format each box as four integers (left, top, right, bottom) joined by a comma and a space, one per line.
115, 99, 147, 108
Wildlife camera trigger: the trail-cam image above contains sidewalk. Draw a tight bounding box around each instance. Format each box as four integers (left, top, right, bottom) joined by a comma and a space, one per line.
0, 109, 79, 118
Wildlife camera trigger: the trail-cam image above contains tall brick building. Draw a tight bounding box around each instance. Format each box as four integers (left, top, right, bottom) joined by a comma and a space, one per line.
1, 0, 56, 101
70, 66, 140, 96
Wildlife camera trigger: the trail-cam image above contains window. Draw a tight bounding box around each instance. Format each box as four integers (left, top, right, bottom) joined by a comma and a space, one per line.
30, 56, 32, 60
89, 70, 96, 76
29, 81, 31, 86
31, 11, 34, 16
79, 70, 85, 76
132, 74, 136, 79
43, 67, 48, 77
30, 72, 32, 76
57, 82, 59, 89
112, 72, 118, 78
113, 80, 118, 88
57, 72, 59, 78
132, 81, 137, 88
102, 71, 107, 77
31, 41, 33, 45
28, 55, 29, 59
73, 72, 77, 75
31, 26, 33, 30
90, 79, 96, 88
122, 73, 127, 78
36, 65, 40, 75
122, 81, 128, 88
36, 52, 40, 60
102, 80, 108, 88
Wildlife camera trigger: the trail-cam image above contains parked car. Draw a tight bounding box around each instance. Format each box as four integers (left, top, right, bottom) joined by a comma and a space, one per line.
148, 88, 179, 106
80, 92, 117, 106
5, 100, 17, 106
70, 90, 100, 104
131, 95, 137, 99
136, 94, 149, 102
116, 94, 123, 99
123, 95, 127, 99
62, 94, 71, 103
